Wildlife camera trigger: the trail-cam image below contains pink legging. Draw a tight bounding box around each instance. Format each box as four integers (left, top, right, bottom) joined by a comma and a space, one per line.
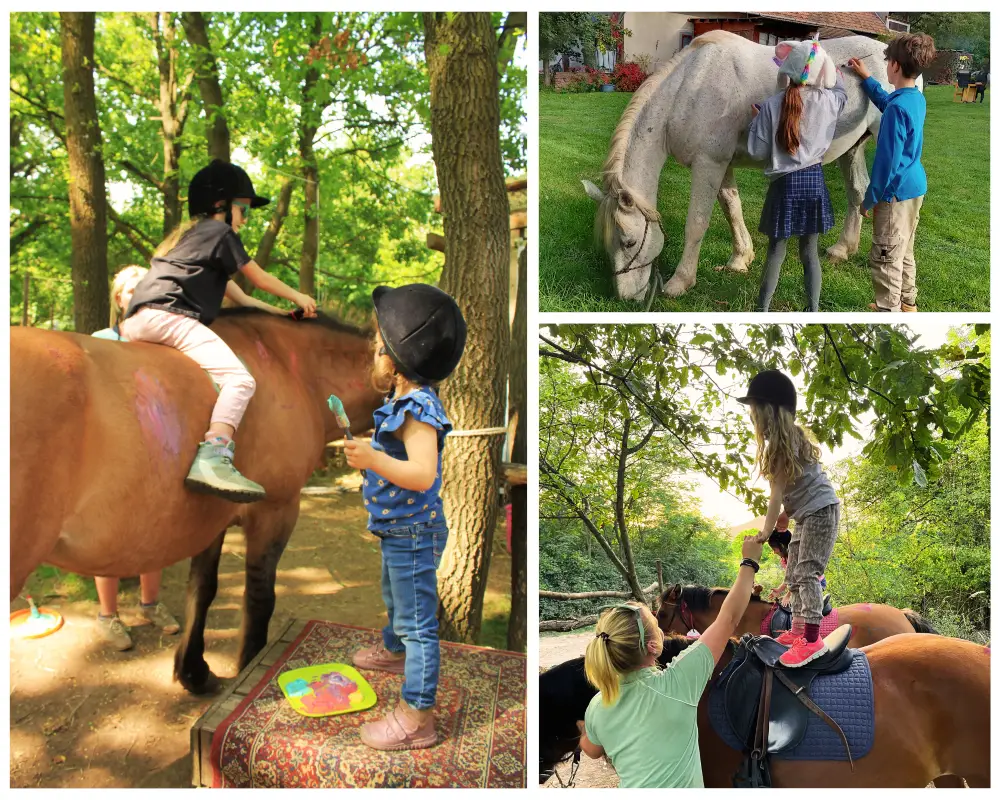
121, 307, 255, 431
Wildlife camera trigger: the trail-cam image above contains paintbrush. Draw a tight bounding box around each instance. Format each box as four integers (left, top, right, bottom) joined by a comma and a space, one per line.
327, 394, 353, 440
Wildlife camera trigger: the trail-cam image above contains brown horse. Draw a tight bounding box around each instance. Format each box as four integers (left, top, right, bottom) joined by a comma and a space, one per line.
539, 633, 991, 787
11, 309, 382, 693
657, 584, 936, 649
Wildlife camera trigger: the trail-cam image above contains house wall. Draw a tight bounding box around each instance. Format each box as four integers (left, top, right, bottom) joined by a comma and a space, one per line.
622, 12, 694, 70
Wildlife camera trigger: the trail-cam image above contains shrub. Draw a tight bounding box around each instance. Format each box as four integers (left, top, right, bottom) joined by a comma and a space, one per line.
612, 61, 648, 92
633, 52, 653, 74
560, 65, 609, 93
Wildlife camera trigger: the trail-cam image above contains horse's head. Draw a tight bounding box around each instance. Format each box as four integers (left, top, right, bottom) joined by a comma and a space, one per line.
583, 178, 664, 303
656, 583, 694, 636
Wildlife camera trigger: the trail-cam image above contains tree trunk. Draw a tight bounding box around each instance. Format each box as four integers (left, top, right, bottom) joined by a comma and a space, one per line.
424, 12, 510, 644
539, 616, 599, 632
181, 12, 229, 162
152, 12, 184, 235
297, 16, 323, 300
507, 247, 527, 652
541, 48, 554, 86
21, 273, 30, 326
233, 177, 295, 295
61, 12, 108, 334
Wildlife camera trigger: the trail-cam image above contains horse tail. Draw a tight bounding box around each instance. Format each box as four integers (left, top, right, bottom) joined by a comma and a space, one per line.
903, 609, 939, 634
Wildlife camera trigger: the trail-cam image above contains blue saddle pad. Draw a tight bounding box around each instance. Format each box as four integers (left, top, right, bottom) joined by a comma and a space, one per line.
708, 651, 875, 762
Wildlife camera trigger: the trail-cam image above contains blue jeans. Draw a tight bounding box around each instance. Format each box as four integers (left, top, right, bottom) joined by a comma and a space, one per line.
376, 522, 448, 710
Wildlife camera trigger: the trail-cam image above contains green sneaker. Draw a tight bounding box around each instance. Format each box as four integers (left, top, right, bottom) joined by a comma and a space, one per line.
97, 614, 134, 651
139, 601, 180, 635
184, 440, 266, 503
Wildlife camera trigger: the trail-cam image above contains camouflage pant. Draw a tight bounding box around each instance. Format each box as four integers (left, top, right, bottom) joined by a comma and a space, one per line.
787, 504, 840, 624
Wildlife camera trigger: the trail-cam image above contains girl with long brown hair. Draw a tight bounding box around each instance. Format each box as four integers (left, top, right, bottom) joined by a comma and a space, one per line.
748, 40, 847, 312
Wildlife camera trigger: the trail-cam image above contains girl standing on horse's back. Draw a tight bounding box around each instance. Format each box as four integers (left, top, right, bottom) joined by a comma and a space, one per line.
342, 284, 466, 751
748, 40, 847, 312
738, 370, 841, 667
121, 160, 317, 503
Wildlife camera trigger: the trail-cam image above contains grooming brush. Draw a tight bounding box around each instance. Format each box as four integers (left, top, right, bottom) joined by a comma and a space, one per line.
327, 394, 353, 440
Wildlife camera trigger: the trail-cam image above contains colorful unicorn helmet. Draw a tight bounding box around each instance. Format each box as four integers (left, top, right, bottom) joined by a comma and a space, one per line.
774, 39, 837, 89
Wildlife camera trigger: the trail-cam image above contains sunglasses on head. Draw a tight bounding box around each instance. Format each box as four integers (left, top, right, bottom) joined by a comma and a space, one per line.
599, 603, 647, 652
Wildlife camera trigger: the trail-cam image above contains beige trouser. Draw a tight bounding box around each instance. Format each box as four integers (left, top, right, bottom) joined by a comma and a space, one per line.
869, 196, 923, 311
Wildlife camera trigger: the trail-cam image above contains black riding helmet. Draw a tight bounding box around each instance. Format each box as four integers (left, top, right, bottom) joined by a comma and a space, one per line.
188, 159, 270, 218
737, 369, 797, 415
372, 284, 467, 384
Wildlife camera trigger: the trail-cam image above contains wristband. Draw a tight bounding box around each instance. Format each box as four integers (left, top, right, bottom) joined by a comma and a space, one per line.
740, 558, 760, 573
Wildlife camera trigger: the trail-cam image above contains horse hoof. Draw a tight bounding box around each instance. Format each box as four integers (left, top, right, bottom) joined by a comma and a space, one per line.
663, 276, 692, 297
714, 263, 749, 274
176, 666, 225, 696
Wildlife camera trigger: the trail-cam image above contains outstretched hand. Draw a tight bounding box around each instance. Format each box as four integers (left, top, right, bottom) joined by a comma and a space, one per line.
846, 57, 871, 80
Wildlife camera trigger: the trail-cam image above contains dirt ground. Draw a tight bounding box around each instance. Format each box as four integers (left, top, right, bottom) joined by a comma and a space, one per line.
10, 487, 512, 788
539, 629, 619, 789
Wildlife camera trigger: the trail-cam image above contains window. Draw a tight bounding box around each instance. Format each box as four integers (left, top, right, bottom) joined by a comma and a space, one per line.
680, 32, 693, 49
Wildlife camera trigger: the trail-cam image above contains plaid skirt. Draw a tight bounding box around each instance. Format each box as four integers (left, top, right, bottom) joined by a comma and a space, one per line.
759, 164, 835, 239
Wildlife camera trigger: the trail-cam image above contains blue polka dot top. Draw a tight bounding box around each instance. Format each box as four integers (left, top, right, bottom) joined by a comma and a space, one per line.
362, 387, 452, 532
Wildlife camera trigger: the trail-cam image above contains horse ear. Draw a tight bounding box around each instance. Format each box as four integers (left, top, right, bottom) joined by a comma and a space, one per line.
581, 179, 605, 204
619, 190, 634, 209
753, 584, 764, 596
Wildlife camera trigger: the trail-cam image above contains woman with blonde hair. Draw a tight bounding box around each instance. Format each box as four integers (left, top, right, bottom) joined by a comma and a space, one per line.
576, 537, 764, 787
738, 369, 841, 666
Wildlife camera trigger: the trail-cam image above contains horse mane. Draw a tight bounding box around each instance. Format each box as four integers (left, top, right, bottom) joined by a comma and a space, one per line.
216, 306, 370, 338
594, 31, 730, 251
664, 583, 767, 611
659, 633, 699, 664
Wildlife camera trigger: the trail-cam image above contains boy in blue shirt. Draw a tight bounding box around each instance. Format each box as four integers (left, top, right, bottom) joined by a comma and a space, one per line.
847, 33, 936, 312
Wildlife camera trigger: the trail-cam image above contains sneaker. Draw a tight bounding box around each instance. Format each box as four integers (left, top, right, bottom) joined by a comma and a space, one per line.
778, 636, 829, 667
97, 614, 134, 651
184, 440, 266, 503
139, 601, 180, 635
360, 704, 437, 751
774, 629, 800, 646
353, 644, 406, 674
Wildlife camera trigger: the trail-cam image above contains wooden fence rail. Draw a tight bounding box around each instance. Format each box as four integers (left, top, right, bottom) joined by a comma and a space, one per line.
540, 563, 665, 632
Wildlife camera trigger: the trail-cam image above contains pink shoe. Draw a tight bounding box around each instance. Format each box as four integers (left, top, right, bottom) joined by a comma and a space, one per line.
360, 705, 437, 751
779, 636, 829, 667
353, 644, 406, 674
774, 629, 800, 645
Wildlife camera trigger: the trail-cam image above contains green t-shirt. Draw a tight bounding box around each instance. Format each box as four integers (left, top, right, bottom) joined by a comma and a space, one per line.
584, 639, 715, 788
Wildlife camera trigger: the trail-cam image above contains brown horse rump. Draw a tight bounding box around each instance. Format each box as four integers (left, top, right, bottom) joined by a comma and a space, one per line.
201, 619, 526, 788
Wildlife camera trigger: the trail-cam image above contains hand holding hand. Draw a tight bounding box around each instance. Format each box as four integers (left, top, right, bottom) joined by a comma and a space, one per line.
344, 439, 377, 470
846, 57, 871, 80
742, 535, 764, 563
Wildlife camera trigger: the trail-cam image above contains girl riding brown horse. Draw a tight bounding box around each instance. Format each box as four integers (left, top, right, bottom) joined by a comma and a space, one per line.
658, 584, 938, 649
11, 309, 382, 693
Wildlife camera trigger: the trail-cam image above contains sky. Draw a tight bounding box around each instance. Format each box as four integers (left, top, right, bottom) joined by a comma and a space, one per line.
688, 322, 958, 529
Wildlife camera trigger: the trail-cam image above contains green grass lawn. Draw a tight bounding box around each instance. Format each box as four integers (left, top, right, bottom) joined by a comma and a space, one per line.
539, 85, 989, 312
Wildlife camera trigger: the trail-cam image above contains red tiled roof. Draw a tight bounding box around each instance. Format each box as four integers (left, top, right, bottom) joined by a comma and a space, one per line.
756, 12, 888, 35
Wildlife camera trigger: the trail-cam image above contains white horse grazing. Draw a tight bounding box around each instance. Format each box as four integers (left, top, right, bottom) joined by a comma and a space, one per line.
583, 30, 916, 302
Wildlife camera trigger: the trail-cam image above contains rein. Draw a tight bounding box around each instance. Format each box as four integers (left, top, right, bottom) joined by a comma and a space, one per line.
613, 216, 664, 311
550, 748, 582, 788
660, 585, 700, 635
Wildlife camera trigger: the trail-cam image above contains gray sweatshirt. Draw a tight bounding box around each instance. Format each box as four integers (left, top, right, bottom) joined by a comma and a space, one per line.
748, 74, 847, 179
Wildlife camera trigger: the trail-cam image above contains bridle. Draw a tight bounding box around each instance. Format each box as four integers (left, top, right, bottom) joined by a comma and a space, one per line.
659, 584, 701, 636
613, 215, 664, 311
546, 747, 582, 788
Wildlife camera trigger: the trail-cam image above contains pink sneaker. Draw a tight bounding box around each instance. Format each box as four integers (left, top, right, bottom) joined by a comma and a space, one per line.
779, 636, 829, 667
353, 644, 406, 674
360, 705, 437, 751
774, 629, 800, 645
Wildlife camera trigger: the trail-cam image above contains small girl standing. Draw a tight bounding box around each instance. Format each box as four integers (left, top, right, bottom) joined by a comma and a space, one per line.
748, 40, 848, 312
738, 369, 840, 666
343, 283, 466, 751
121, 160, 316, 503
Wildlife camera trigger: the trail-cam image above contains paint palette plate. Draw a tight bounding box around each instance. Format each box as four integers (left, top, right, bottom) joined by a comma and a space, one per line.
278, 663, 377, 717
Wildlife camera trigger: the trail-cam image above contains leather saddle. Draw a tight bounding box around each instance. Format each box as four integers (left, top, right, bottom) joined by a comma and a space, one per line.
769, 594, 834, 637
717, 624, 855, 788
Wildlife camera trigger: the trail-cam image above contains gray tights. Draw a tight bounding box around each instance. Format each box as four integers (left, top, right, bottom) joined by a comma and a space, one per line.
757, 234, 821, 312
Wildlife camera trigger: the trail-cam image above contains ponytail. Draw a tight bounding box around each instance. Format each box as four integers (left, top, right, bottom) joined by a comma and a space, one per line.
154, 217, 205, 259
777, 82, 803, 157
584, 603, 658, 706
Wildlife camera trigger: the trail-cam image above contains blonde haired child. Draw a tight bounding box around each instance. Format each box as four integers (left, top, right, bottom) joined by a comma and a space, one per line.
738, 369, 840, 666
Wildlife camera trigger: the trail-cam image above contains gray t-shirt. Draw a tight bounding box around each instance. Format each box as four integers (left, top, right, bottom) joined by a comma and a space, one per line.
748, 73, 848, 179
783, 460, 839, 523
